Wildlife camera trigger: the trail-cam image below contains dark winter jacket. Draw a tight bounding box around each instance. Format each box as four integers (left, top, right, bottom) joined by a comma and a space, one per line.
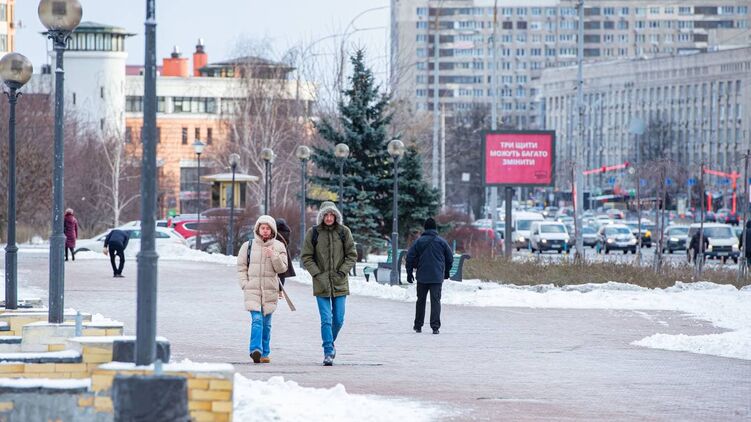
301, 202, 357, 297
406, 230, 453, 284
275, 218, 296, 281
105, 229, 130, 249
745, 221, 751, 260
689, 230, 708, 256
64, 214, 78, 248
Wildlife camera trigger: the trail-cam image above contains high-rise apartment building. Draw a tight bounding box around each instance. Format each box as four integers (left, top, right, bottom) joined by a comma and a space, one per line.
0, 0, 15, 56
391, 0, 751, 128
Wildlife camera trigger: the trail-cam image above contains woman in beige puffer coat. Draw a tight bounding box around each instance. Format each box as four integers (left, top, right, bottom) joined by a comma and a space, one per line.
237, 215, 288, 363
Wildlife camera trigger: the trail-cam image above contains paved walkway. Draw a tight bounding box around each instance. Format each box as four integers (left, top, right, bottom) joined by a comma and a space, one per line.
8, 254, 751, 421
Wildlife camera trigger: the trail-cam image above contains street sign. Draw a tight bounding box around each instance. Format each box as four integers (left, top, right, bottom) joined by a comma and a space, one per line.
608, 176, 616, 185
721, 178, 730, 185
640, 179, 647, 187
688, 178, 697, 186
665, 178, 672, 186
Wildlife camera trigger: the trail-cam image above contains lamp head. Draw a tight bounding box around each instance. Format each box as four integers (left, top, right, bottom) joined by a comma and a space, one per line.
192, 139, 205, 155
261, 147, 275, 162
296, 145, 311, 161
228, 153, 240, 168
388, 139, 405, 159
38, 0, 83, 32
334, 143, 350, 159
0, 53, 33, 88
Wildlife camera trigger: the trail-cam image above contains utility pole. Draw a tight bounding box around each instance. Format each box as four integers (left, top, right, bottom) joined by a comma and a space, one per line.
573, 0, 585, 263
440, 104, 446, 209
489, 1, 507, 257
432, 7, 440, 189
739, 150, 749, 280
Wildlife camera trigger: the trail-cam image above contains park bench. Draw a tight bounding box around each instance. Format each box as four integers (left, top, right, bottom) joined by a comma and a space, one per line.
363, 248, 407, 282
449, 253, 471, 281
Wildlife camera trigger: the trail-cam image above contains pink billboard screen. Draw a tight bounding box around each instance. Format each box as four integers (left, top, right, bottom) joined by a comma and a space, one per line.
484, 131, 555, 186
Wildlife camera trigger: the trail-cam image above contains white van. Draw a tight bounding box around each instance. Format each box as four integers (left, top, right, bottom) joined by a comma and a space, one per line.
511, 211, 544, 250
529, 221, 570, 253
687, 223, 739, 263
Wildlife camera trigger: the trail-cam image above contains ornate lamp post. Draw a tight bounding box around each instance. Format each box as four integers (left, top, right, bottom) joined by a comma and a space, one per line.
388, 139, 405, 285
0, 53, 33, 310
38, 0, 82, 323
226, 153, 240, 255
193, 140, 205, 250
296, 146, 311, 254
261, 148, 275, 214
334, 143, 350, 212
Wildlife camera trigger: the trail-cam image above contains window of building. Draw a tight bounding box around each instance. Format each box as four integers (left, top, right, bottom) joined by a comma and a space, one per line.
416, 34, 428, 42
173, 97, 217, 113
584, 21, 601, 30
546, 8, 556, 16
620, 7, 629, 15
194, 127, 200, 141
0, 34, 6, 52
416, 21, 428, 29
181, 127, 188, 145
603, 7, 615, 16
0, 5, 7, 22
531, 8, 541, 16
502, 8, 513, 16
207, 128, 213, 145
125, 127, 133, 143
517, 8, 527, 16
603, 21, 615, 29
417, 7, 428, 16
618, 21, 629, 29
517, 21, 527, 29
502, 21, 513, 29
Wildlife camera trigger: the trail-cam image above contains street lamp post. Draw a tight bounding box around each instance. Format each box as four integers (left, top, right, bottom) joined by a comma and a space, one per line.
388, 139, 405, 285
334, 143, 350, 212
261, 148, 275, 214
296, 146, 312, 255
226, 153, 240, 256
38, 0, 82, 323
0, 53, 33, 310
193, 140, 205, 250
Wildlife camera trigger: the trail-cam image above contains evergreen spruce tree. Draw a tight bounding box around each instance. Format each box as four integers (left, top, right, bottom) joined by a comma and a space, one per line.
311, 50, 392, 247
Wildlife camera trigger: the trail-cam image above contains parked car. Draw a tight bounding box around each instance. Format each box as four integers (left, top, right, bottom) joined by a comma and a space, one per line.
663, 225, 689, 254
687, 223, 739, 263
624, 220, 652, 248
74, 226, 188, 254
596, 224, 637, 254
606, 209, 625, 220
511, 211, 545, 250
529, 221, 570, 253
716, 208, 739, 225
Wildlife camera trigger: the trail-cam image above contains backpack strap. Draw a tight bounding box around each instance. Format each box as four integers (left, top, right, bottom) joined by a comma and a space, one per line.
246, 240, 252, 270
310, 226, 348, 265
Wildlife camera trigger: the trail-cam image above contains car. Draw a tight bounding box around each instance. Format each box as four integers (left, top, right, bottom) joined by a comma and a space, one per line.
716, 208, 739, 225
663, 225, 689, 254
74, 226, 188, 254
596, 224, 638, 254
606, 209, 625, 220
511, 212, 545, 250
581, 225, 599, 247
542, 206, 559, 219
529, 221, 570, 253
687, 223, 739, 263
624, 220, 653, 247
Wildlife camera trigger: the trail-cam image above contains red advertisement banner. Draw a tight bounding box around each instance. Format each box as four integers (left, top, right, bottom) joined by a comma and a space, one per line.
484, 132, 555, 186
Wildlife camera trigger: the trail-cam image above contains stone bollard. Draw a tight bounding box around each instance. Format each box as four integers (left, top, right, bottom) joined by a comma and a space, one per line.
112, 374, 189, 421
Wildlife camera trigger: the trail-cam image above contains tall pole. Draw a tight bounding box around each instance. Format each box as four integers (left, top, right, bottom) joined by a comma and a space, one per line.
136, 0, 158, 366
300, 159, 308, 255
573, 0, 585, 263
338, 159, 344, 212
4, 86, 19, 310
226, 163, 237, 256
739, 150, 749, 279
636, 133, 642, 262
391, 156, 400, 285
195, 152, 202, 249
431, 8, 439, 189
47, 31, 69, 324
440, 104, 446, 209
264, 160, 270, 214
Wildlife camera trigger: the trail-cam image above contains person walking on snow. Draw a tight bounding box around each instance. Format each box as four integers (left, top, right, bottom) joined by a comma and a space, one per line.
301, 201, 357, 366
104, 228, 129, 278
64, 208, 78, 261
406, 217, 453, 335
237, 215, 289, 364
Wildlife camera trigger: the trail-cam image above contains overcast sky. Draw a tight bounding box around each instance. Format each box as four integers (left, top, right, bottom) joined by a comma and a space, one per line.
16, 1, 389, 80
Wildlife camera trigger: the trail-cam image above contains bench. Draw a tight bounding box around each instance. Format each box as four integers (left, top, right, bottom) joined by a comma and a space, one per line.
449, 253, 471, 282
363, 249, 407, 283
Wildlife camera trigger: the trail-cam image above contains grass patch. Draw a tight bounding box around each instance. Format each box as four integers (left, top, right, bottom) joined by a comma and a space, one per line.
464, 257, 751, 289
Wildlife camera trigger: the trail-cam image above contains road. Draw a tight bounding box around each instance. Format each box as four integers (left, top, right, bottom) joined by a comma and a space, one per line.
5, 252, 751, 421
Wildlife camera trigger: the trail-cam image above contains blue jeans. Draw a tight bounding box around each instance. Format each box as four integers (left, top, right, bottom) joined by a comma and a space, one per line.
316, 296, 346, 356
249, 311, 272, 357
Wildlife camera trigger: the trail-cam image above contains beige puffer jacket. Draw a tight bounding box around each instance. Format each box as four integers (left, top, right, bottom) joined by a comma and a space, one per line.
237, 215, 289, 315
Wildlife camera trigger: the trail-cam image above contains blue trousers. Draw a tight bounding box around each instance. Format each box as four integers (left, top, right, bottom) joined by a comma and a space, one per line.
316, 295, 346, 356
249, 311, 272, 357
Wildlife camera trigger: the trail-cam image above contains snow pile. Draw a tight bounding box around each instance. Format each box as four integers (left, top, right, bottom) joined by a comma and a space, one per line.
233, 374, 443, 421
75, 245, 236, 265
0, 378, 90, 389
294, 268, 751, 360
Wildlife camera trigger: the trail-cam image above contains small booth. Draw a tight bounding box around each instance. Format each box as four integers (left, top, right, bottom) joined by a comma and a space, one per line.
201, 172, 258, 209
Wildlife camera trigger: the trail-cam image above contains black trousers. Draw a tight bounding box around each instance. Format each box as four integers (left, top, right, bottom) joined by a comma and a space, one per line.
414, 283, 442, 331
65, 247, 75, 261
108, 242, 125, 275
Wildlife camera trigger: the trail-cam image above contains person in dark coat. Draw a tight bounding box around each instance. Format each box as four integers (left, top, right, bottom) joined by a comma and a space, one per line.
744, 220, 751, 262
104, 229, 130, 278
275, 218, 296, 288
689, 229, 708, 263
63, 208, 78, 262
406, 217, 453, 335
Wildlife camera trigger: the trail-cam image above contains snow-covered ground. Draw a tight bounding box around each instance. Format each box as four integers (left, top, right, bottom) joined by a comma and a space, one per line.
233, 374, 444, 422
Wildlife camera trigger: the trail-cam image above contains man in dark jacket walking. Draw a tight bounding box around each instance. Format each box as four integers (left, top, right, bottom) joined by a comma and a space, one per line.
689, 228, 708, 263
406, 217, 453, 334
104, 229, 130, 278
301, 202, 357, 366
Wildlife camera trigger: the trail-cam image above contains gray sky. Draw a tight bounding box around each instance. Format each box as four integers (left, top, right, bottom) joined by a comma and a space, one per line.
16, 1, 389, 79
